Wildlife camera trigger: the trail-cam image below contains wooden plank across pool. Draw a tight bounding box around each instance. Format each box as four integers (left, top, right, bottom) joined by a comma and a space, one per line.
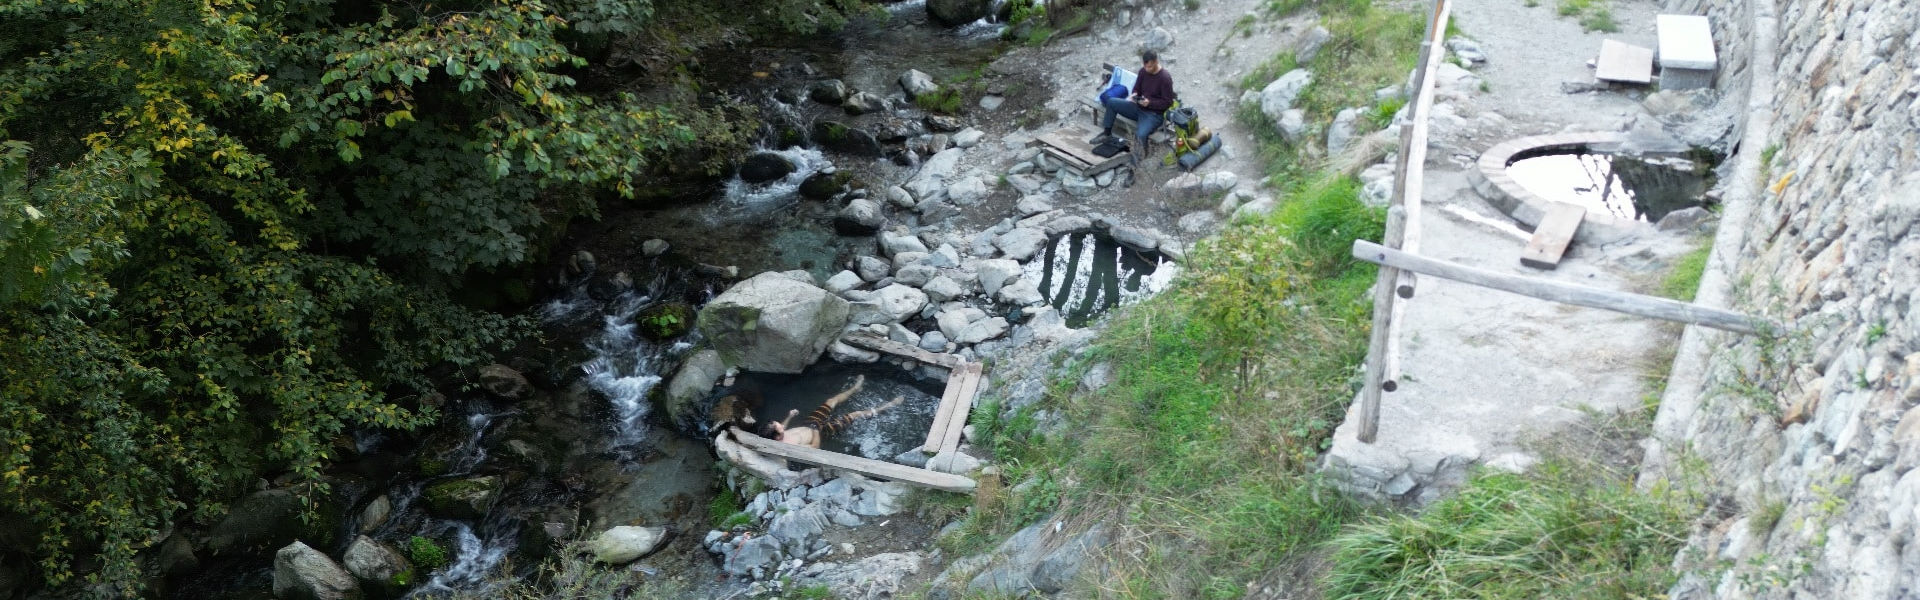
727, 426, 976, 492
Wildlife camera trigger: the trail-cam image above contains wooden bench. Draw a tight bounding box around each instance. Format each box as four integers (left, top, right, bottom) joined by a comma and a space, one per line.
1028, 127, 1132, 177
1520, 202, 1586, 270
1078, 62, 1173, 144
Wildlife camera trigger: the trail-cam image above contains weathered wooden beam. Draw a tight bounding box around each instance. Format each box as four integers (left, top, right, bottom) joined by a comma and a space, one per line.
727, 427, 977, 493
936, 362, 985, 457
1352, 240, 1775, 335
842, 332, 961, 369
922, 360, 969, 453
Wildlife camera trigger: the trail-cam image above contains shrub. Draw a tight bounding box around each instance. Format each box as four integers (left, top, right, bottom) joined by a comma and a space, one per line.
407, 536, 451, 571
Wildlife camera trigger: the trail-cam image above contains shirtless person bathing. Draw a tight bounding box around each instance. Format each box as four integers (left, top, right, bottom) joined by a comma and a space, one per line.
756, 375, 904, 449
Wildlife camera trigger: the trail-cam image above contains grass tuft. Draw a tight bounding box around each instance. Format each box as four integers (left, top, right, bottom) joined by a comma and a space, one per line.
1660, 242, 1711, 301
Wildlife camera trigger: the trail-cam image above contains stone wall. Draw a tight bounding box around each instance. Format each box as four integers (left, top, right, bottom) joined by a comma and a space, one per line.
1643, 0, 1920, 596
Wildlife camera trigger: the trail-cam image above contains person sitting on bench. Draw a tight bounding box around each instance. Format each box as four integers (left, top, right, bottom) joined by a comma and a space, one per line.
756, 374, 905, 449
1094, 50, 1176, 164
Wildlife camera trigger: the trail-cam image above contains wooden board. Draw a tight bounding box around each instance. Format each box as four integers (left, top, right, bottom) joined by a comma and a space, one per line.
1594, 39, 1655, 84
922, 360, 970, 453
840, 333, 960, 369
1521, 202, 1586, 269
1033, 129, 1130, 176
935, 362, 985, 457
727, 427, 976, 493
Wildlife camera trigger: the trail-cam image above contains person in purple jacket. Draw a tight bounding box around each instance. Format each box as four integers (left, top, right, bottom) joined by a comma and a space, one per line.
1094, 50, 1176, 165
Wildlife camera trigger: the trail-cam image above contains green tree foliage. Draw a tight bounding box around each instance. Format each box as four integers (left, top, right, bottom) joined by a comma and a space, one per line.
0, 0, 872, 593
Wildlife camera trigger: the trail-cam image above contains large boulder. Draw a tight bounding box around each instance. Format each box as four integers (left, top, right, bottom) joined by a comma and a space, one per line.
697, 272, 852, 374
588, 525, 669, 564
850, 284, 929, 325
808, 79, 849, 105
842, 92, 885, 115
976, 259, 1023, 296
799, 171, 851, 200
835, 198, 886, 235
993, 228, 1049, 261
811, 121, 883, 157
899, 69, 940, 100
342, 536, 414, 595
1260, 69, 1313, 124
740, 152, 796, 184
273, 541, 363, 600
208, 486, 342, 555
477, 364, 531, 400
664, 348, 726, 422
422, 476, 500, 520
927, 0, 991, 26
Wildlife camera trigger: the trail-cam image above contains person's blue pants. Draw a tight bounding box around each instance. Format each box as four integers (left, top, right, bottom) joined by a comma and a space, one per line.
1100, 96, 1164, 144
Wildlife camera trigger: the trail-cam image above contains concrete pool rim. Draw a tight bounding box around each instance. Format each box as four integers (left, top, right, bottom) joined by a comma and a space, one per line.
1468, 131, 1654, 245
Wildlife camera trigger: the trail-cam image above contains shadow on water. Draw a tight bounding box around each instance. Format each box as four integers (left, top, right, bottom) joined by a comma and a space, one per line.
1025, 232, 1177, 328
1505, 150, 1715, 222
728, 363, 946, 460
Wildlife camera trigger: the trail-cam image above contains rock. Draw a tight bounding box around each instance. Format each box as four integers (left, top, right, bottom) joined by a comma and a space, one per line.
923, 276, 967, 302
885, 186, 917, 209
1656, 206, 1715, 232
855, 256, 891, 282
956, 316, 1011, 345
1081, 362, 1113, 391
894, 264, 937, 287
697, 272, 852, 374
926, 0, 991, 26
850, 284, 929, 325
342, 536, 412, 593
1043, 215, 1092, 236
848, 481, 909, 516
1061, 172, 1098, 198
1142, 26, 1174, 53
924, 114, 965, 132
588, 526, 669, 565
978, 94, 1005, 111
811, 121, 883, 157
800, 171, 849, 200
477, 364, 531, 400
1234, 196, 1278, 219
724, 535, 783, 577
824, 270, 865, 294
1031, 525, 1109, 593
936, 307, 988, 341
1015, 195, 1054, 216
899, 69, 941, 100
1178, 211, 1218, 232
1006, 174, 1049, 195
1432, 62, 1482, 101
423, 476, 499, 520
768, 503, 832, 555
156, 534, 199, 575
842, 92, 885, 115
1296, 26, 1332, 62
918, 331, 950, 352
1446, 37, 1486, 65
1260, 69, 1313, 123
809, 80, 849, 105
1360, 163, 1395, 207
993, 228, 1049, 262
740, 152, 797, 184
1163, 172, 1204, 196
995, 277, 1044, 306
976, 259, 1023, 295
208, 486, 340, 555
1095, 169, 1117, 187
642, 238, 670, 257
947, 175, 991, 206
879, 229, 930, 257
273, 541, 362, 600
664, 348, 726, 421
1109, 226, 1159, 251
1328, 108, 1362, 155
834, 198, 885, 235
907, 148, 965, 200
891, 251, 928, 271
926, 244, 962, 268
1643, 89, 1711, 119
586, 270, 634, 301
927, 451, 983, 474
952, 128, 986, 149
1277, 109, 1307, 143
1202, 171, 1239, 194
356, 495, 391, 535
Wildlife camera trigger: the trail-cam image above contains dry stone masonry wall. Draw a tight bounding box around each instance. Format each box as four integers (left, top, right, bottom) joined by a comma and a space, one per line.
1645, 0, 1920, 597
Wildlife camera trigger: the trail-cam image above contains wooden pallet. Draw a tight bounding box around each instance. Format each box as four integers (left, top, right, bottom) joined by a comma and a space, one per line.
726, 427, 976, 492
1032, 128, 1131, 177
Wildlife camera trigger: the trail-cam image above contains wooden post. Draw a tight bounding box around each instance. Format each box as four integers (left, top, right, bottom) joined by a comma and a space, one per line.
1351, 240, 1776, 335
1357, 0, 1451, 444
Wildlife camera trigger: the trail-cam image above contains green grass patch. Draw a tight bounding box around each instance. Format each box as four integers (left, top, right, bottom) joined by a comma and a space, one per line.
797, 583, 835, 599
1324, 463, 1695, 600
1558, 0, 1621, 32
406, 536, 450, 571
1660, 242, 1711, 301
1240, 2, 1424, 183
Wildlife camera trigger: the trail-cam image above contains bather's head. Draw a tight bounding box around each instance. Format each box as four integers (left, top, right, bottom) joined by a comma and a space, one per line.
756, 421, 785, 440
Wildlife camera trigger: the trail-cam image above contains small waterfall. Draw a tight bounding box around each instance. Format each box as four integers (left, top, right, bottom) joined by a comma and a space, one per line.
720, 145, 833, 211
578, 291, 670, 452
447, 410, 497, 476
408, 522, 515, 597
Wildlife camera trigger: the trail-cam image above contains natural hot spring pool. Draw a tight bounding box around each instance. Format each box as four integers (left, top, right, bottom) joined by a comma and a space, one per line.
730, 363, 943, 460
1505, 151, 1714, 222
1023, 231, 1177, 328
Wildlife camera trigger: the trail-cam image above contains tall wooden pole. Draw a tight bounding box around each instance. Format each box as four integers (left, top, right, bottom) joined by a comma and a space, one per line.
1357, 0, 1450, 443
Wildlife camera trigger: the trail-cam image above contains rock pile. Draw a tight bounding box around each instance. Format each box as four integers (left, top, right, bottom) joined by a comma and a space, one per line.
704, 473, 912, 582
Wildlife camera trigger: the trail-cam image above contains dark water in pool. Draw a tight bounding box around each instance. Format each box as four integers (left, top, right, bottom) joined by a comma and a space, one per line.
730, 363, 945, 459
1024, 232, 1176, 328
1505, 152, 1712, 222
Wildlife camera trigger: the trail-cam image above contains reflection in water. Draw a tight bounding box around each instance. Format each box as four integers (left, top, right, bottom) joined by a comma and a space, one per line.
1505, 151, 1711, 222
1027, 232, 1177, 328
